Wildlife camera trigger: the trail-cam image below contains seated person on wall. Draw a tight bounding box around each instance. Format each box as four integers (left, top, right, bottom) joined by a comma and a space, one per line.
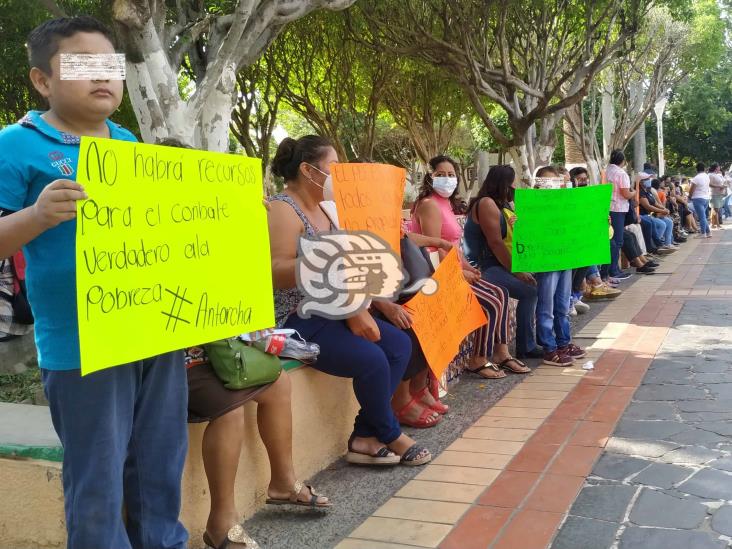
638, 174, 677, 254
186, 345, 330, 549
267, 135, 431, 468
318, 173, 452, 429
623, 196, 659, 276
462, 165, 543, 361
156, 137, 331, 549
667, 179, 695, 234
372, 230, 454, 428
411, 156, 529, 377
659, 180, 687, 243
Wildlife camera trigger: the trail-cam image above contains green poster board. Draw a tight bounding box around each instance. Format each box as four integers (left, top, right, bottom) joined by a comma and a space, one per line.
511, 185, 613, 273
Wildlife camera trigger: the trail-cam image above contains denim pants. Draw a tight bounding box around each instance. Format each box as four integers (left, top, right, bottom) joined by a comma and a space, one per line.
572, 267, 590, 294
639, 215, 658, 251
601, 211, 627, 278
42, 352, 188, 549
482, 265, 538, 355
535, 270, 572, 352
723, 194, 732, 218
285, 315, 410, 444
641, 214, 673, 246
692, 197, 711, 235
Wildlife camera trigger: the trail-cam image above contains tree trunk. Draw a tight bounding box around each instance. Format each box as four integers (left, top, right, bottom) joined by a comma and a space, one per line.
507, 145, 532, 186
563, 117, 586, 166
195, 64, 238, 152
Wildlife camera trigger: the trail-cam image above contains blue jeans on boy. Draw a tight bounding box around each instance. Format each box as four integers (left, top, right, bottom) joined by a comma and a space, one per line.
692, 197, 711, 235
536, 270, 572, 353
42, 352, 188, 549
723, 194, 732, 218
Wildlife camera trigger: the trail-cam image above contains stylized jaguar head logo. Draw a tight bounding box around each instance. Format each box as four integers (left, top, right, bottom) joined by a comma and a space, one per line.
295, 231, 437, 320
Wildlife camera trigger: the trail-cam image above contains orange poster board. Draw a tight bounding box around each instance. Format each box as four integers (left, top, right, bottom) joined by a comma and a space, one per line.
331, 163, 406, 253
403, 248, 488, 380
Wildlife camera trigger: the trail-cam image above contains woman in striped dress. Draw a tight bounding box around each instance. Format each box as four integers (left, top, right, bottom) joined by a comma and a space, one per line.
411, 156, 530, 379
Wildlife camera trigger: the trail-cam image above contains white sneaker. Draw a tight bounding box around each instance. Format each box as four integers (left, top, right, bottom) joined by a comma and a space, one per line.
574, 299, 590, 314
570, 304, 578, 317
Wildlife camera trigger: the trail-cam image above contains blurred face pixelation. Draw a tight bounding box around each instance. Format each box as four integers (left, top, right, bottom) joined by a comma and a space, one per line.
31, 31, 123, 120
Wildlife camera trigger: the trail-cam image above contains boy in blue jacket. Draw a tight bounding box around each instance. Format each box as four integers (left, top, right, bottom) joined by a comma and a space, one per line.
0, 17, 188, 549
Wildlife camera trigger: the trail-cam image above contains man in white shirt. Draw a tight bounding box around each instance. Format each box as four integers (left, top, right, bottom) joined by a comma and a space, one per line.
689, 162, 712, 238
709, 163, 726, 228
723, 169, 732, 219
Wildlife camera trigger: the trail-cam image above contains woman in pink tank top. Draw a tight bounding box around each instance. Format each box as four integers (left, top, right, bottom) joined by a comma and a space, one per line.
411, 156, 530, 381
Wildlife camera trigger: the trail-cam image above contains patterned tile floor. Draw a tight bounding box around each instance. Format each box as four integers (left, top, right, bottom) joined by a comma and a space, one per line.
336, 227, 726, 549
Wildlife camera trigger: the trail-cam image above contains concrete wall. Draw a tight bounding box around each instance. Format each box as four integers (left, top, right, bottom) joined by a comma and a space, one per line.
0, 366, 359, 549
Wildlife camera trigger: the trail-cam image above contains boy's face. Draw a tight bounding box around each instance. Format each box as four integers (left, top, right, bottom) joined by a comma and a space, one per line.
30, 31, 123, 121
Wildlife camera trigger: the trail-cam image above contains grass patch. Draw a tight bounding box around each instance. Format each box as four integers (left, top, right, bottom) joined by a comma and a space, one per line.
0, 368, 42, 403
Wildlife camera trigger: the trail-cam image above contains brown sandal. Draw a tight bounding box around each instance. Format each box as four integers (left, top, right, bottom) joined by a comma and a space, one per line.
265, 479, 332, 508
465, 362, 507, 379
203, 524, 259, 549
498, 357, 531, 374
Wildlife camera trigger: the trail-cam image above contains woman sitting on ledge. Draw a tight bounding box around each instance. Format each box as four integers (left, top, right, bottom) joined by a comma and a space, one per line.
187, 345, 330, 549
267, 135, 431, 468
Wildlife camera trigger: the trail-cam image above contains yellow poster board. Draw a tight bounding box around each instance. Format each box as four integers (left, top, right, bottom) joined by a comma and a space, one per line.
75, 137, 274, 375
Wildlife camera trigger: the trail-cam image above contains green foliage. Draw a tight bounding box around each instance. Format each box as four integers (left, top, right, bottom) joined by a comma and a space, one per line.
0, 368, 42, 404
662, 53, 732, 169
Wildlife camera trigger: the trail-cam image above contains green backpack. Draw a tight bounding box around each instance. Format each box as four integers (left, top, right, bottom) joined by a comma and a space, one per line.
203, 338, 282, 390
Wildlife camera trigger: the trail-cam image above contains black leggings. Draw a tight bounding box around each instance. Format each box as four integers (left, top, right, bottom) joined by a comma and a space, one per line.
622, 230, 643, 262
572, 267, 590, 293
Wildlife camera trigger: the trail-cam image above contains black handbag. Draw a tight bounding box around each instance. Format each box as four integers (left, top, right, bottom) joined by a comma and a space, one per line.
398, 236, 435, 301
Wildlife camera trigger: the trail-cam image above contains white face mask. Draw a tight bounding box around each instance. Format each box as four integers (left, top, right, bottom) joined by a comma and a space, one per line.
304, 163, 328, 190
323, 174, 334, 201
432, 176, 458, 198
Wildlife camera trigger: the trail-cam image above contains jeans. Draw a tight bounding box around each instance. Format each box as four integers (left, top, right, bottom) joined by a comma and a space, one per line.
692, 197, 711, 235
639, 215, 658, 251
482, 265, 538, 355
535, 270, 572, 353
641, 214, 673, 246
723, 194, 732, 218
601, 211, 627, 278
572, 267, 590, 293
622, 229, 642, 261
285, 315, 409, 444
42, 353, 189, 549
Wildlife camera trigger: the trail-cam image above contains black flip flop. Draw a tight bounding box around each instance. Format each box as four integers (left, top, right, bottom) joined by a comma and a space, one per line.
345, 434, 400, 466
465, 362, 507, 379
400, 444, 432, 466
498, 357, 531, 374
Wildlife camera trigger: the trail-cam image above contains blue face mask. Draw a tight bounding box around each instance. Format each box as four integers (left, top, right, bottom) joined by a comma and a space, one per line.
643, 180, 652, 189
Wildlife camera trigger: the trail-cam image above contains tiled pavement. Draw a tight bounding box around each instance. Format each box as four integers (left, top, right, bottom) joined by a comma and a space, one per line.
337, 228, 731, 549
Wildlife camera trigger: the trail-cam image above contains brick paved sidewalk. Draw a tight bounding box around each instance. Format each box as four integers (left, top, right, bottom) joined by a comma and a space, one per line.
337, 228, 729, 549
